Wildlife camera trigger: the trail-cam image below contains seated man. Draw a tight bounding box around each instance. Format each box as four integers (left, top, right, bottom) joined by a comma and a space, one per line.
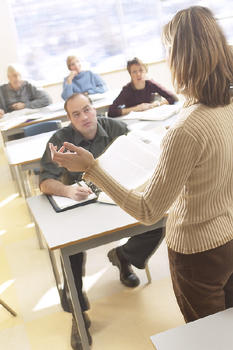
108, 57, 178, 117
39, 93, 163, 350
0, 64, 52, 115
61, 56, 107, 100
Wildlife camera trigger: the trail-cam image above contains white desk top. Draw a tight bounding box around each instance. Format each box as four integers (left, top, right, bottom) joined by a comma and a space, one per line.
5, 112, 178, 167
5, 130, 56, 165
151, 307, 233, 350
0, 91, 119, 133
27, 194, 139, 250
0, 106, 66, 131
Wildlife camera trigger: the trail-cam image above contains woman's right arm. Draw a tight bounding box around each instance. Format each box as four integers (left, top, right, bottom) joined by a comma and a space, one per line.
84, 127, 200, 225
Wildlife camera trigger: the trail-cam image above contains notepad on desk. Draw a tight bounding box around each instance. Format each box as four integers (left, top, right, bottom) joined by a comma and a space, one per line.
119, 102, 182, 121
47, 182, 97, 212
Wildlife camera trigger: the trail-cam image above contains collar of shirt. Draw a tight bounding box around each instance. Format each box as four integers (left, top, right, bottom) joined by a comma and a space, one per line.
8, 80, 27, 92
73, 71, 87, 80
130, 80, 149, 92
71, 120, 109, 146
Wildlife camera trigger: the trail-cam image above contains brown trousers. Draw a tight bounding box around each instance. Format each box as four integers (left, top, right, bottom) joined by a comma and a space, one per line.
168, 239, 233, 323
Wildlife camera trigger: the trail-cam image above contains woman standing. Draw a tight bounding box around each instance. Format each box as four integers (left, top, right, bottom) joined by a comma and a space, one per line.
51, 6, 233, 323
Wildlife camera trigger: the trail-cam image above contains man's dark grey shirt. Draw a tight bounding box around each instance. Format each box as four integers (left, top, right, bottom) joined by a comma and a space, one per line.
39, 117, 128, 185
1, 81, 52, 112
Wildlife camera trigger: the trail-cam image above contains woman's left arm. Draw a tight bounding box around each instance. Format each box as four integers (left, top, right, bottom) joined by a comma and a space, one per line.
85, 127, 199, 225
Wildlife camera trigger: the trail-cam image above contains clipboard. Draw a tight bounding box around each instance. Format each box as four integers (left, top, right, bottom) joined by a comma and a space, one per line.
47, 193, 97, 212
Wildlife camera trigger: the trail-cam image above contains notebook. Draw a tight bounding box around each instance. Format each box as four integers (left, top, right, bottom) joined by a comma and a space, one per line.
118, 102, 182, 121
47, 182, 97, 212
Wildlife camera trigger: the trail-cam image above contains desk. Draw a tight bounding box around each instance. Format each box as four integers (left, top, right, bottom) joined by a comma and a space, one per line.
5, 130, 56, 197
27, 194, 166, 350
150, 307, 233, 350
0, 92, 119, 143
91, 89, 120, 114
5, 111, 177, 198
0, 108, 67, 143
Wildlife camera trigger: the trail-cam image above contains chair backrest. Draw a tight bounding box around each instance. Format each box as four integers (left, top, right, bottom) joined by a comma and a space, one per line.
23, 120, 62, 137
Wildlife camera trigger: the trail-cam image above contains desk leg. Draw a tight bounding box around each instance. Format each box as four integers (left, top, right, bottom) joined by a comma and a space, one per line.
9, 164, 16, 181
61, 248, 90, 350
48, 249, 62, 290
145, 264, 152, 284
27, 208, 44, 250
14, 164, 27, 197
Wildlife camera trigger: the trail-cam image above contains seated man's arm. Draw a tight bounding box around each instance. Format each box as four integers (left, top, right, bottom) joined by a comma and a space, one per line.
40, 178, 91, 201
26, 83, 52, 109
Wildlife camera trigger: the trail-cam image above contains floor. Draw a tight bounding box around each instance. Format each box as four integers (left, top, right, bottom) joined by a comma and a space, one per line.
0, 146, 184, 349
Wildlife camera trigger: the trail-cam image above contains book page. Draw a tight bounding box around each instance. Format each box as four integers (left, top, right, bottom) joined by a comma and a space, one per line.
128, 126, 167, 152
98, 134, 161, 190
98, 192, 116, 205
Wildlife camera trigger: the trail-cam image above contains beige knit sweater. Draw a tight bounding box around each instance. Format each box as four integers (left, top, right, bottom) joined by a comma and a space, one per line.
84, 102, 233, 254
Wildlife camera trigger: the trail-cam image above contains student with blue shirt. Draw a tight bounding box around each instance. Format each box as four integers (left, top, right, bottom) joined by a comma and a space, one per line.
61, 56, 107, 100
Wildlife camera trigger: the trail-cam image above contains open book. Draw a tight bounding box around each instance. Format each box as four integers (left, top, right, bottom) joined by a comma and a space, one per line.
118, 102, 182, 121
97, 130, 164, 204
47, 182, 97, 212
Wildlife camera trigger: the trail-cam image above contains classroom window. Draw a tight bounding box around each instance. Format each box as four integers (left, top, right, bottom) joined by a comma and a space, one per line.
9, 0, 233, 82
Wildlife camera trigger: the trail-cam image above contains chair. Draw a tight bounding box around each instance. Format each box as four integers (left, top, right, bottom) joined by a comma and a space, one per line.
23, 120, 62, 196
0, 299, 17, 316
23, 120, 62, 137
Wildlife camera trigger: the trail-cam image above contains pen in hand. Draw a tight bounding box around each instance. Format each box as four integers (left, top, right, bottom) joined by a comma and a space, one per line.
77, 180, 93, 195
